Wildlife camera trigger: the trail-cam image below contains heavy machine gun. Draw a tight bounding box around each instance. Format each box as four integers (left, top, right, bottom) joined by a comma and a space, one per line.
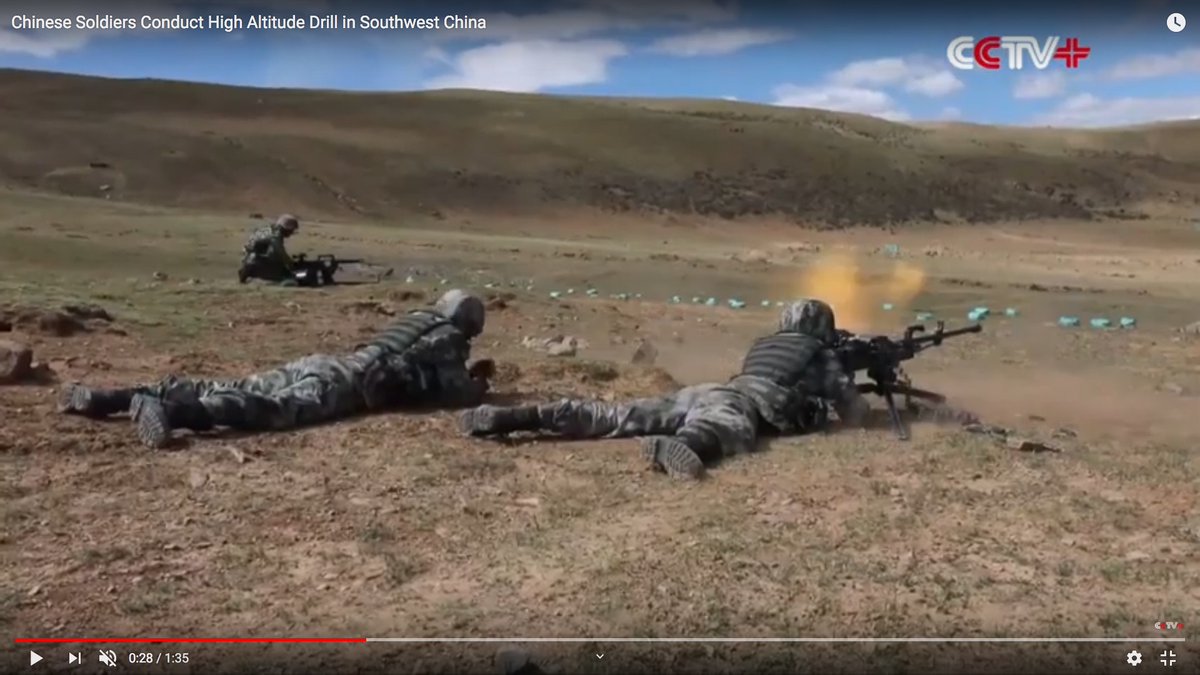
238, 253, 368, 286
834, 321, 982, 441
289, 253, 365, 287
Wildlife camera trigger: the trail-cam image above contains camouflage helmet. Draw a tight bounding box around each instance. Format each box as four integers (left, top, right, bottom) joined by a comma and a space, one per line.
435, 289, 485, 339
274, 213, 299, 234
779, 299, 836, 343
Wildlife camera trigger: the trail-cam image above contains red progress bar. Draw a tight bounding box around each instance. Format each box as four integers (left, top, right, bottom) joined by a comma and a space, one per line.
15, 634, 364, 638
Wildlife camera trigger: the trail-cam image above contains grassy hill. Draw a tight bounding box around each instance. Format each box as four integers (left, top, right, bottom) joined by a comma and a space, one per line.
2, 67, 1199, 227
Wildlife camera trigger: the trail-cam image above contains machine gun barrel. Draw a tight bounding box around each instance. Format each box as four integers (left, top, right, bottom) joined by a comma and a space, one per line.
907, 321, 983, 346
316, 254, 365, 265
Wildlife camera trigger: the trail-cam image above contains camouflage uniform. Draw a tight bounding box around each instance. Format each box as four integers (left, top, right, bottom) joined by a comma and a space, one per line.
460, 299, 868, 480
358, 288, 489, 409
240, 214, 299, 282
58, 290, 489, 449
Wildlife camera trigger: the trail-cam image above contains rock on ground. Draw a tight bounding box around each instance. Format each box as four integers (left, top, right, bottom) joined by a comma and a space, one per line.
523, 334, 588, 358
0, 339, 33, 383
0, 303, 113, 337
631, 339, 658, 366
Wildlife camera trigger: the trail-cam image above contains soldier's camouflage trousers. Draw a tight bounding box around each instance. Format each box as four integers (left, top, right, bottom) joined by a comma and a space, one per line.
516, 383, 761, 461
66, 354, 367, 432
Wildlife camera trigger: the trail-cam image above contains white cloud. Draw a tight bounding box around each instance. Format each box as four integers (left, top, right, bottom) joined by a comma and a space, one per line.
721, 95, 739, 101
647, 28, 791, 57
423, 39, 628, 92
0, 29, 92, 57
421, 0, 737, 92
828, 56, 962, 98
939, 106, 963, 120
1106, 48, 1200, 80
1012, 72, 1068, 100
771, 84, 910, 121
770, 54, 963, 121
905, 71, 963, 97
1034, 93, 1200, 127
422, 46, 454, 67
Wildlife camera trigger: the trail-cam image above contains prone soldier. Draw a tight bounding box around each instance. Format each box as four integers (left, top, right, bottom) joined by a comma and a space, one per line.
460, 299, 870, 479
58, 290, 493, 448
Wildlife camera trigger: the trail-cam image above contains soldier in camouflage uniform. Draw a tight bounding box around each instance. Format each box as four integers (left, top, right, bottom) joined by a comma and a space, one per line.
460, 299, 869, 480
58, 290, 492, 449
239, 213, 300, 283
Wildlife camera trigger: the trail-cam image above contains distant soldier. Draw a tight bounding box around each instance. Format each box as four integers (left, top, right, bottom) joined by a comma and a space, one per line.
460, 299, 869, 479
58, 290, 493, 448
238, 213, 300, 283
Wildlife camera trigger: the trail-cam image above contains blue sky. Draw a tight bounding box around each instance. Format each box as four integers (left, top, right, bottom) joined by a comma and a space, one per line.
1, 0, 1197, 127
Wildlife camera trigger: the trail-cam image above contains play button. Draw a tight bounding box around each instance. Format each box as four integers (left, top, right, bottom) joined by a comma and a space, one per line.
29, 651, 43, 666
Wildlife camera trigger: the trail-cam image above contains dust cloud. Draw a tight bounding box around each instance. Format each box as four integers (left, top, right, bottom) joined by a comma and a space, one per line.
789, 255, 927, 332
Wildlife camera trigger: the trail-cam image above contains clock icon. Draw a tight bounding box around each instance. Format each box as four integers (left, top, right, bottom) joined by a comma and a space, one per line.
1168, 13, 1186, 32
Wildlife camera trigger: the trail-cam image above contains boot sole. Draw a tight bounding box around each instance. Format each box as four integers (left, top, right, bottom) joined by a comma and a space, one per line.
640, 436, 704, 480
130, 394, 171, 449
56, 383, 90, 415
459, 406, 498, 436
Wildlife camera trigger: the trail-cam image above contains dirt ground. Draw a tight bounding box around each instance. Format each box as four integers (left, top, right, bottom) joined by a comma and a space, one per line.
1, 190, 1198, 673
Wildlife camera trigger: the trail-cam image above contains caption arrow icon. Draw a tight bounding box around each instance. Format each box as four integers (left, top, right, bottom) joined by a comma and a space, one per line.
595, 653, 604, 659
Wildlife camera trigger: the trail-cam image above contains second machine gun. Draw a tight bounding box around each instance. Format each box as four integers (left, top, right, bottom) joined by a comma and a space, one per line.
833, 320, 982, 441
290, 253, 365, 287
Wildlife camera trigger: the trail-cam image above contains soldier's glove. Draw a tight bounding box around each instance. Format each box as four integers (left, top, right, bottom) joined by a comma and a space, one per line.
801, 397, 830, 431
468, 358, 496, 380
459, 375, 489, 407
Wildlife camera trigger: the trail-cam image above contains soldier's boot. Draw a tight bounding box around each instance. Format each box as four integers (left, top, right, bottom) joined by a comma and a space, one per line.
57, 384, 134, 418
495, 648, 546, 675
640, 436, 705, 480
459, 405, 541, 436
130, 394, 216, 449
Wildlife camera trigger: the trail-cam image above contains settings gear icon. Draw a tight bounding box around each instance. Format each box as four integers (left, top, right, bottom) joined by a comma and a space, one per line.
1127, 650, 1143, 666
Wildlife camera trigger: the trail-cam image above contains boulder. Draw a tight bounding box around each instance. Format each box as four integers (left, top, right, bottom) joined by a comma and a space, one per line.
0, 340, 33, 383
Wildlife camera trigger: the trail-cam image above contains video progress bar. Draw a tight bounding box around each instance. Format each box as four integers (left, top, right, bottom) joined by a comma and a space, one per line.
360, 634, 1185, 638
16, 637, 1187, 645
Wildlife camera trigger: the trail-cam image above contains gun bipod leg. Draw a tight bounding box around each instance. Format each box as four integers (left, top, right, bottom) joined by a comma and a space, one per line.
881, 388, 910, 441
